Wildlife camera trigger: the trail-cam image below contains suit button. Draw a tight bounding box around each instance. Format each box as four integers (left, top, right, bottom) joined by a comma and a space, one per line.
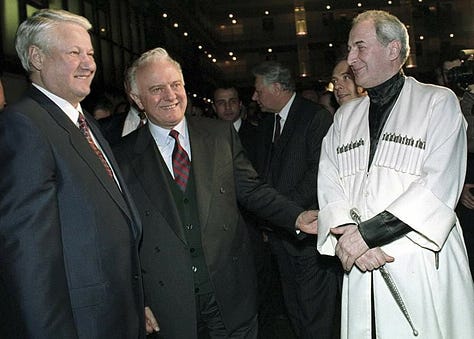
220, 187, 226, 194
185, 224, 193, 230
195, 287, 200, 293
154, 246, 160, 253
192, 266, 198, 273
222, 224, 229, 231
232, 256, 238, 262
190, 248, 195, 253
183, 198, 189, 204
159, 281, 165, 286
144, 210, 151, 216
133, 274, 139, 280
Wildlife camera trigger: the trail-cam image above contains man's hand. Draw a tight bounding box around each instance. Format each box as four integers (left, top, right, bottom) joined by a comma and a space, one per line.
331, 224, 369, 271
460, 183, 474, 209
296, 210, 318, 234
145, 306, 160, 335
354, 247, 394, 272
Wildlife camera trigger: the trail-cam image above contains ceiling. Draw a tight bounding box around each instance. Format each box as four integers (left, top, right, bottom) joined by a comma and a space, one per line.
145, 0, 473, 91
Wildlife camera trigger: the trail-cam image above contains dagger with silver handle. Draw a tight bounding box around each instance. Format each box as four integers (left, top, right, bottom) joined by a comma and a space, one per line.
349, 208, 419, 337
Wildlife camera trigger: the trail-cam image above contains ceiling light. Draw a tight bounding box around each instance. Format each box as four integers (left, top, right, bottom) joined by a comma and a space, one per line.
326, 5, 331, 10
162, 13, 168, 18
357, 3, 362, 7
264, 11, 270, 15
229, 14, 234, 18
173, 23, 179, 28
228, 52, 234, 56
232, 19, 237, 24
268, 48, 273, 53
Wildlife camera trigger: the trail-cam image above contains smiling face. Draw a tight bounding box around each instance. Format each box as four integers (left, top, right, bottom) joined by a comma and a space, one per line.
347, 19, 398, 89
331, 60, 360, 105
30, 22, 96, 107
131, 59, 187, 129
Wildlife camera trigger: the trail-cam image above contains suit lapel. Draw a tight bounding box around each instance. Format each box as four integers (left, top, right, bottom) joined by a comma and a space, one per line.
275, 97, 299, 154
186, 118, 214, 231
131, 127, 187, 244
27, 87, 133, 221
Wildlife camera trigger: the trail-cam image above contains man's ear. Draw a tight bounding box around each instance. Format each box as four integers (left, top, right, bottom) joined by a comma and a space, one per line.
29, 45, 44, 71
130, 93, 145, 111
272, 82, 282, 95
388, 40, 402, 61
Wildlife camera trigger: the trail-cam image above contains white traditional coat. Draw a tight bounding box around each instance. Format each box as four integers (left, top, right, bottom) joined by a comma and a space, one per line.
318, 77, 474, 339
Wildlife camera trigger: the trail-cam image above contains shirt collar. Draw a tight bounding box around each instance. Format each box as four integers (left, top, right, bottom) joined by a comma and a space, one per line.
32, 83, 83, 125
148, 117, 189, 147
278, 92, 296, 121
233, 117, 242, 131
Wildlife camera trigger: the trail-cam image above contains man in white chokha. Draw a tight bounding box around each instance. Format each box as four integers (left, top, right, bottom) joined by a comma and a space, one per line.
317, 9, 474, 339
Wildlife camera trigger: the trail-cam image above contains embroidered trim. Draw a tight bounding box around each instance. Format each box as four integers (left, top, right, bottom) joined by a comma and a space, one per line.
381, 133, 426, 150
336, 138, 365, 154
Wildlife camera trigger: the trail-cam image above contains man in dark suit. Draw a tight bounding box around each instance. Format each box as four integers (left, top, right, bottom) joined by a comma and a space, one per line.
212, 84, 258, 153
113, 47, 318, 339
0, 9, 145, 338
250, 61, 342, 339
212, 84, 281, 335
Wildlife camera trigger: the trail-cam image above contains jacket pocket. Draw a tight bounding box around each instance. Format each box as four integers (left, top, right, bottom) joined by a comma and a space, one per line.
373, 136, 425, 175
336, 139, 366, 177
69, 282, 106, 309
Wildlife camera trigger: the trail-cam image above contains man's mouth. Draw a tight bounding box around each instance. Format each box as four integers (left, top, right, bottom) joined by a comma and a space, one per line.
161, 103, 179, 110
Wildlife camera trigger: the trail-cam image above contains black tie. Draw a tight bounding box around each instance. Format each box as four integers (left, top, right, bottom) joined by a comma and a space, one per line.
273, 114, 281, 143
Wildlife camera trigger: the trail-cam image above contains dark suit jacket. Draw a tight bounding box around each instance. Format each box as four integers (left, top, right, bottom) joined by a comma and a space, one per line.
251, 95, 332, 256
98, 111, 127, 146
0, 86, 145, 339
113, 117, 304, 338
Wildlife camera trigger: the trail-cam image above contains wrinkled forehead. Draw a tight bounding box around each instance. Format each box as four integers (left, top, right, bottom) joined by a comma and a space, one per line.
348, 19, 376, 45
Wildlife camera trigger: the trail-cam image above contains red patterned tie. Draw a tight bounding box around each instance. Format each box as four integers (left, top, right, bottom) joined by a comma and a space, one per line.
77, 112, 114, 178
169, 129, 190, 191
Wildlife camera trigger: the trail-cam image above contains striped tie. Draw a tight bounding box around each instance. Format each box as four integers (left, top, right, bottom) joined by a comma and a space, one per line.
169, 129, 190, 191
77, 112, 114, 178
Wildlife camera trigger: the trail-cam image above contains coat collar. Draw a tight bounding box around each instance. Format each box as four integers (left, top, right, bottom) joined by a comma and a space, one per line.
131, 118, 217, 243
26, 86, 138, 235
132, 125, 187, 243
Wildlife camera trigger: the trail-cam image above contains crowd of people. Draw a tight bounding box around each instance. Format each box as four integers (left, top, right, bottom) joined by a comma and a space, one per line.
1, 7, 473, 339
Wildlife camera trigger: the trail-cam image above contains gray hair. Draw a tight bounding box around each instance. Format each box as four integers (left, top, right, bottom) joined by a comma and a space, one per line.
252, 61, 295, 92
127, 47, 184, 95
353, 10, 410, 64
15, 9, 92, 73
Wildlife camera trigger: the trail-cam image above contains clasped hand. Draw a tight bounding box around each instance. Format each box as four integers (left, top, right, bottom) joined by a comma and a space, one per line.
331, 225, 394, 272
296, 210, 318, 234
